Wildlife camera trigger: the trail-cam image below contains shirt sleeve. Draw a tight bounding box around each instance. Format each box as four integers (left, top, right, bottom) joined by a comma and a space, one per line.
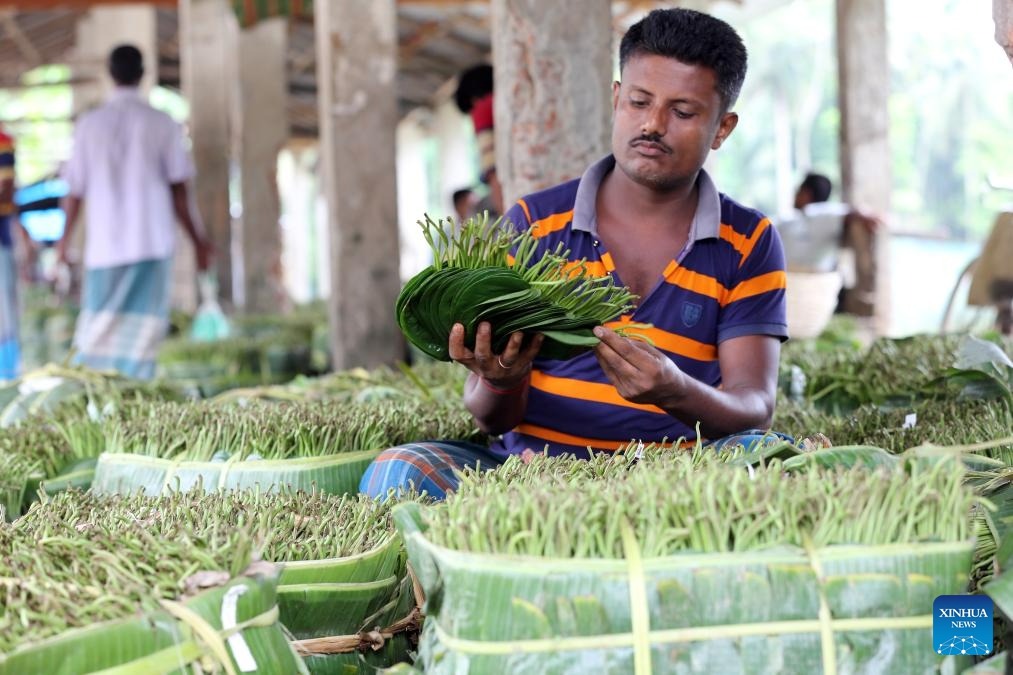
61, 122, 87, 197
164, 121, 196, 184
717, 217, 789, 343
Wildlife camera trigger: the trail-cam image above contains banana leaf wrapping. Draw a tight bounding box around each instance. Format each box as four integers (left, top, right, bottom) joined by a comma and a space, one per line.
281, 535, 421, 674
90, 450, 381, 496
396, 503, 974, 675
0, 566, 307, 675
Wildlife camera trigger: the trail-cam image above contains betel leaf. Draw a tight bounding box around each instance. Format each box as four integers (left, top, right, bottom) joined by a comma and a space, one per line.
396, 214, 645, 362
938, 336, 1013, 405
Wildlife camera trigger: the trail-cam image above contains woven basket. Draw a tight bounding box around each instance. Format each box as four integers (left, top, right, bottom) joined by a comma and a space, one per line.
785, 270, 842, 339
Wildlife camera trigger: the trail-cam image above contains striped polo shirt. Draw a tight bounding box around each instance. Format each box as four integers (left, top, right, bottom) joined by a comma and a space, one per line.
489, 155, 788, 459
0, 128, 13, 248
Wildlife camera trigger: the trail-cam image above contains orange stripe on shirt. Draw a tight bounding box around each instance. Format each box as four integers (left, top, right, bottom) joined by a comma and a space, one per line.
727, 270, 787, 304
720, 218, 772, 269
514, 423, 681, 452
603, 321, 718, 361
529, 210, 573, 239
516, 199, 532, 226
663, 265, 729, 304
530, 371, 666, 414
561, 259, 608, 278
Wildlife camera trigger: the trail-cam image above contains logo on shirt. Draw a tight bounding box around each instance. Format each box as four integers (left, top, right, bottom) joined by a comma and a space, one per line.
933, 595, 992, 657
681, 302, 703, 327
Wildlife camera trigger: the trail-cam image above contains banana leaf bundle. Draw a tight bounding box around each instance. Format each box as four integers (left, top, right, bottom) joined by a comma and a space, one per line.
1, 497, 304, 674
397, 214, 645, 362
396, 458, 977, 674
211, 361, 467, 406
0, 380, 184, 518
0, 363, 185, 428
91, 397, 481, 496
14, 487, 426, 674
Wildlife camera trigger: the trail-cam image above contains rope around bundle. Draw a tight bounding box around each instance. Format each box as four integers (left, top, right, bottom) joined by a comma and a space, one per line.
289, 564, 426, 656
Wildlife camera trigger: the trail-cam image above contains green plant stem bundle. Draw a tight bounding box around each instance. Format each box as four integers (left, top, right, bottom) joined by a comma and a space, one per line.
397, 214, 647, 361
429, 458, 974, 559
3, 487, 423, 653
106, 398, 483, 461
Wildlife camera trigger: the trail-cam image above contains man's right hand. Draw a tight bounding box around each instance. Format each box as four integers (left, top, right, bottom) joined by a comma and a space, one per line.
448, 321, 543, 390
195, 237, 214, 272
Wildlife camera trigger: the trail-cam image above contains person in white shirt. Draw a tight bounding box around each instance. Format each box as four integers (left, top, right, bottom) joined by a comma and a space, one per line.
57, 44, 212, 379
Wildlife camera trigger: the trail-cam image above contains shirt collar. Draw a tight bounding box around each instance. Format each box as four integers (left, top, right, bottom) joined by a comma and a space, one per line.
571, 154, 722, 241
109, 86, 144, 102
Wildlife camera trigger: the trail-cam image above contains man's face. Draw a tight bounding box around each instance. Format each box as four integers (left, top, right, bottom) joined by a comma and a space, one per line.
611, 54, 738, 192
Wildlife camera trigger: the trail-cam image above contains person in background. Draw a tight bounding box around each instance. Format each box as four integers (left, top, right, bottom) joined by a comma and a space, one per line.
453, 64, 503, 219
0, 125, 20, 380
361, 8, 791, 499
794, 173, 832, 210
451, 187, 478, 223
792, 171, 882, 314
57, 44, 213, 380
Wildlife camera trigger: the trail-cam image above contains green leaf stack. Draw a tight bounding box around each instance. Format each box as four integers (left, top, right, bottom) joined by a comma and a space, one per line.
396, 455, 977, 674
396, 213, 645, 361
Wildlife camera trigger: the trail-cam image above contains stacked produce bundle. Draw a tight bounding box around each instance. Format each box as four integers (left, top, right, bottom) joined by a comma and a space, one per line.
397, 214, 648, 362
0, 492, 304, 674
0, 368, 186, 519
211, 360, 467, 406
91, 398, 483, 496
397, 454, 978, 674
8, 487, 425, 674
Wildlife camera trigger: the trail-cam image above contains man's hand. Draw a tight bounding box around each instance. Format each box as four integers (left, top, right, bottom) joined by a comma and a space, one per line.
448, 321, 543, 390
592, 325, 686, 405
55, 236, 71, 267
195, 237, 214, 272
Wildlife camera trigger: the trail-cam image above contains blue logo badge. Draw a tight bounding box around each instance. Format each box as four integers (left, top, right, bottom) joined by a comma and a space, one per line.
681, 302, 703, 327
933, 595, 992, 656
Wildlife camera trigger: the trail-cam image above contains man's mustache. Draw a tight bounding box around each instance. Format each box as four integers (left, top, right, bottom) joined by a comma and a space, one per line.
630, 134, 671, 153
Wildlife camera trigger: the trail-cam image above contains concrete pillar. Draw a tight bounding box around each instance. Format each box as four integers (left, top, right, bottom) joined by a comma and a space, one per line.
180, 0, 237, 309
491, 0, 613, 207
836, 0, 891, 335
314, 0, 402, 370
996, 0, 1013, 66
234, 18, 288, 313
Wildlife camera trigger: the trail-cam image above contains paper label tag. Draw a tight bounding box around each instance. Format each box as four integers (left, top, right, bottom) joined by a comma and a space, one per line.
221, 585, 258, 672
903, 413, 917, 429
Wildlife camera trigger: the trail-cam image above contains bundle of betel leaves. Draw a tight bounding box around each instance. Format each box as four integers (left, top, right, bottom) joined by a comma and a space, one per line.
100, 398, 482, 462
395, 456, 980, 674
6, 487, 425, 673
396, 213, 648, 361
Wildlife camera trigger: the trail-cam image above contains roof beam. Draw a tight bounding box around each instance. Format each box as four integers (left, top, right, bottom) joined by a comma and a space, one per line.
0, 0, 174, 8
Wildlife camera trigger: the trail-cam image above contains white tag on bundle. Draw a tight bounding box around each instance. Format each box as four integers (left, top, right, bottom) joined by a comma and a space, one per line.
903, 413, 917, 429
221, 585, 258, 672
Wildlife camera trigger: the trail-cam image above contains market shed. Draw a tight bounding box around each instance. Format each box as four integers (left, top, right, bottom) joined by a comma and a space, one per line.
0, 0, 911, 369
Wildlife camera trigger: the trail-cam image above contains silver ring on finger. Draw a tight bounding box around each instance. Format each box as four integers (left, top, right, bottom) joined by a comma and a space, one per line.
497, 355, 514, 369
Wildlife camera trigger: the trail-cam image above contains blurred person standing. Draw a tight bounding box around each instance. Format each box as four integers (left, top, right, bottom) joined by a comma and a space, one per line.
454, 64, 503, 218
0, 124, 19, 379
57, 44, 212, 379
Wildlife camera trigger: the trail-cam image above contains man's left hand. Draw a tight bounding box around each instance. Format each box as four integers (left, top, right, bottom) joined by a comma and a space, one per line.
592, 325, 685, 405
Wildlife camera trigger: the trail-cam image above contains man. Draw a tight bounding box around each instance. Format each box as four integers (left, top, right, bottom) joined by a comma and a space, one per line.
453, 64, 503, 218
794, 173, 832, 209
0, 125, 19, 379
361, 9, 789, 499
789, 171, 881, 314
451, 187, 477, 223
58, 44, 212, 379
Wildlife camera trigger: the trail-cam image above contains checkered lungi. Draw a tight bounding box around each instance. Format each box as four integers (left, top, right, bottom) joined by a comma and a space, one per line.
72, 257, 172, 380
359, 430, 795, 501
0, 245, 19, 381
